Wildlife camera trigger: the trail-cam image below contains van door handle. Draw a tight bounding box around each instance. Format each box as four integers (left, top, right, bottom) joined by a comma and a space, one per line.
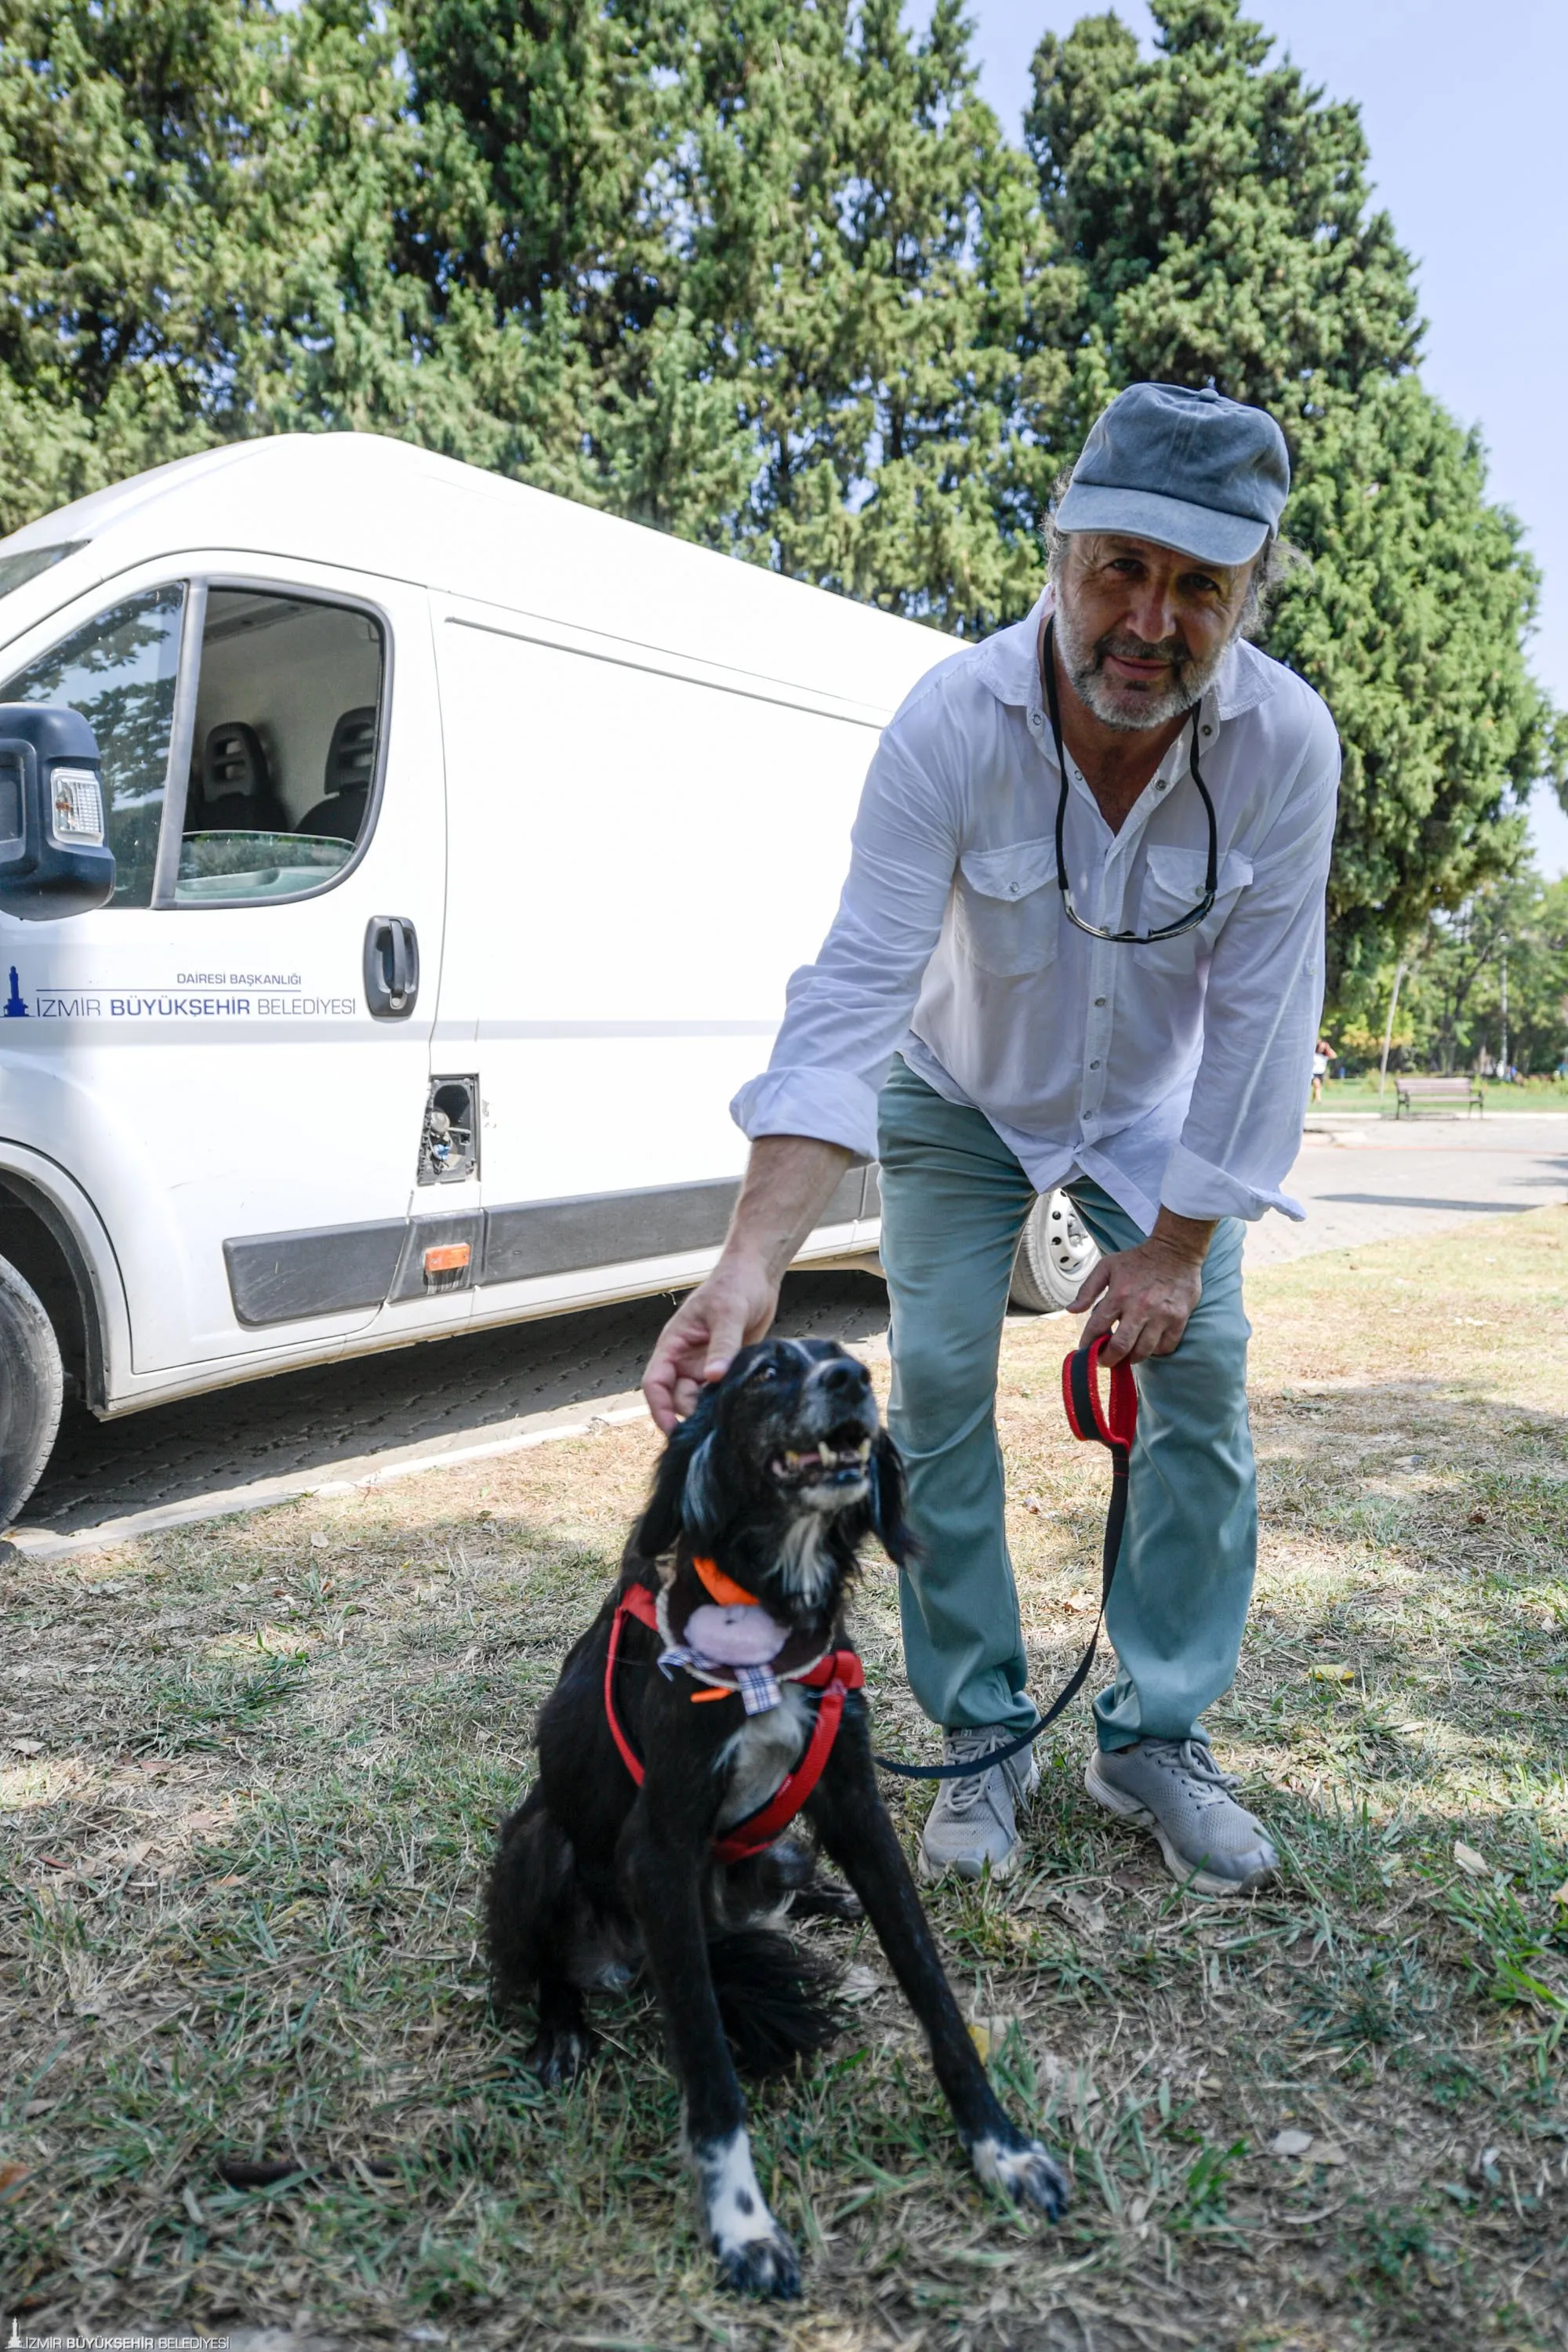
364, 915, 419, 1019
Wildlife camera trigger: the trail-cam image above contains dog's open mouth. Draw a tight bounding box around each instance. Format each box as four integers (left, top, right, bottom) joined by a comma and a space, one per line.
770, 1430, 873, 1489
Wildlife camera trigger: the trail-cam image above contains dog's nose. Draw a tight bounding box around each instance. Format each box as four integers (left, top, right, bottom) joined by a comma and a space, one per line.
817, 1358, 870, 1396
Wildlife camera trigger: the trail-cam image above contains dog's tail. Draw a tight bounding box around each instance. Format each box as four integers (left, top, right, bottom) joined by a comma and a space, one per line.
486, 1788, 572, 2012
708, 1928, 844, 2078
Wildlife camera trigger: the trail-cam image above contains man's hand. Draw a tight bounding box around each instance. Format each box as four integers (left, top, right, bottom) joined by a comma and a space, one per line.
1069, 1207, 1217, 1365
641, 1134, 852, 1431
642, 1250, 782, 1432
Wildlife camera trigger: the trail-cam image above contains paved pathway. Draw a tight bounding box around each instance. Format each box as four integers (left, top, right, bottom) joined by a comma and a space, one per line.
15, 1113, 1566, 1552
1247, 1110, 1568, 1264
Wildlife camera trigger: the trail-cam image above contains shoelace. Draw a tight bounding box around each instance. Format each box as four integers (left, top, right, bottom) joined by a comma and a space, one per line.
1141, 1737, 1243, 1810
942, 1738, 1014, 1815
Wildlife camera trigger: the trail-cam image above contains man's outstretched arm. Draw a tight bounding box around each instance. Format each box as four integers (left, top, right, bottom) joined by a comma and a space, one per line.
642, 1136, 853, 1430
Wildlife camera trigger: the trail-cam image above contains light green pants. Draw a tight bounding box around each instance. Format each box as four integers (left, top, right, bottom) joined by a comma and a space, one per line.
877, 1057, 1257, 1753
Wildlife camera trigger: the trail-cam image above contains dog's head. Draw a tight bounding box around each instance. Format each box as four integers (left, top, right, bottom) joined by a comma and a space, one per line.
633, 1339, 913, 1614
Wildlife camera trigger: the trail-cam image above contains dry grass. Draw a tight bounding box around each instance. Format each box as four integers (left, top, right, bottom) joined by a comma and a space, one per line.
2, 1209, 1566, 2351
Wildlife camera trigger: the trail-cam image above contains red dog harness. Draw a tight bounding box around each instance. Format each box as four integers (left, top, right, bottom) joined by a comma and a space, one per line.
603, 1578, 866, 1865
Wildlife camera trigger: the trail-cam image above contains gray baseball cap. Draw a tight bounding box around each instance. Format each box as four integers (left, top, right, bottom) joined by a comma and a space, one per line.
1053, 383, 1290, 566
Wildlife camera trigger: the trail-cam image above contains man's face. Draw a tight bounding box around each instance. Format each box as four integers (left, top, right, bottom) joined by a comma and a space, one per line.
1052, 532, 1254, 733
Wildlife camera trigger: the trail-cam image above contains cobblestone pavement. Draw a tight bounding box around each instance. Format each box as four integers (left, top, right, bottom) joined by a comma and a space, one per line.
19, 1114, 1566, 1542
20, 1272, 893, 1540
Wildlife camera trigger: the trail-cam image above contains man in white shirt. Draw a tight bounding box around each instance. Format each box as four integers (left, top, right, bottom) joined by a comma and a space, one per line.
644, 383, 1340, 1889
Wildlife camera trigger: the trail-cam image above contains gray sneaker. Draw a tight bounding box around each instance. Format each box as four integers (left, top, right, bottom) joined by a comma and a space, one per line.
1085, 1737, 1277, 1895
918, 1725, 1040, 1883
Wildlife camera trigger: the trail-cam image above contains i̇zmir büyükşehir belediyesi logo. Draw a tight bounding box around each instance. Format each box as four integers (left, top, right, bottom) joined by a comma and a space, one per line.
3, 966, 28, 1017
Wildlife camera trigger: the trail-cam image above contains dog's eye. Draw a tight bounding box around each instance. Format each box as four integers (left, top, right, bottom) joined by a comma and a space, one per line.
749, 1360, 779, 1385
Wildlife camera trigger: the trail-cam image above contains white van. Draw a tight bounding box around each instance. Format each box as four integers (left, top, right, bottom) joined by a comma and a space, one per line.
0, 434, 1094, 1523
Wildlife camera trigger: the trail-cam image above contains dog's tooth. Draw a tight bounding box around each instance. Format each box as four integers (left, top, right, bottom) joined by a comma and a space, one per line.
856, 1439, 871, 1461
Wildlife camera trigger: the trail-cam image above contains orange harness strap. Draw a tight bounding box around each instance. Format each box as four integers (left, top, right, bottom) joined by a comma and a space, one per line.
691, 1553, 759, 1609
603, 1581, 864, 1865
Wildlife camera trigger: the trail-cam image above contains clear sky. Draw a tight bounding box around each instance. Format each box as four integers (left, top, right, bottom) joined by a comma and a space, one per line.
957, 0, 1568, 879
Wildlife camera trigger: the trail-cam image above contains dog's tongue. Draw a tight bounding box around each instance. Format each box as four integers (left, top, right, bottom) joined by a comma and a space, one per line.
684, 1602, 789, 1666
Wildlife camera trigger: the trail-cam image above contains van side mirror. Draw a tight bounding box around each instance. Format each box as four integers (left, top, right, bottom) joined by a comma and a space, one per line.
0, 704, 116, 919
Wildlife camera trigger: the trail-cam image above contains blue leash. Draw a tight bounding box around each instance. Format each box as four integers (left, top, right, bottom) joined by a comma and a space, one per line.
872, 1337, 1136, 1780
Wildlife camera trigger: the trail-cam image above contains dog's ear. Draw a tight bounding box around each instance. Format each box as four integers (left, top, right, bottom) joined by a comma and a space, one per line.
866, 1429, 916, 1568
633, 1385, 722, 1559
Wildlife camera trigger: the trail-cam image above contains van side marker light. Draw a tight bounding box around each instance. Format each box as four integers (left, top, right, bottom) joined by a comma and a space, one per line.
50, 766, 106, 844
423, 1242, 471, 1276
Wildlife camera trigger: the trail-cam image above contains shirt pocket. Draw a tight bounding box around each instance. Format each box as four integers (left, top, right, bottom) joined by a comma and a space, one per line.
952, 837, 1061, 978
1133, 846, 1254, 975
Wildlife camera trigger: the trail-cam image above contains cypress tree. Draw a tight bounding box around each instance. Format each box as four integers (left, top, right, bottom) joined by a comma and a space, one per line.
0, 0, 431, 530
1023, 0, 1563, 1010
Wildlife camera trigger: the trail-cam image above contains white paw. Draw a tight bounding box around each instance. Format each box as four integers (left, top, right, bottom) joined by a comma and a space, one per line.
713, 2223, 800, 2299
693, 2129, 802, 2299
971, 2132, 1071, 2219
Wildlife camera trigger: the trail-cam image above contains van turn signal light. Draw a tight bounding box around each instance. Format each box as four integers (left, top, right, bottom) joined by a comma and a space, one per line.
423, 1241, 471, 1276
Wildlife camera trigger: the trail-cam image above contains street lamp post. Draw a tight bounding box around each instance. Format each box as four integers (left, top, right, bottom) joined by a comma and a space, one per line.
1378, 961, 1407, 1103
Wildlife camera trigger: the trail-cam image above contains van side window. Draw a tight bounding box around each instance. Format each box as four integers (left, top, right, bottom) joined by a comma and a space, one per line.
0, 586, 185, 908
176, 590, 385, 905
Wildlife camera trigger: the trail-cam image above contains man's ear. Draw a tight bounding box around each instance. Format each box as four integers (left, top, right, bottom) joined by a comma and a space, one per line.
866, 1430, 916, 1569
633, 1385, 721, 1559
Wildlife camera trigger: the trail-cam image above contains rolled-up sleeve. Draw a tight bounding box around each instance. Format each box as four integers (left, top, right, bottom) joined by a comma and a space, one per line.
1160, 695, 1341, 1224
731, 717, 962, 1159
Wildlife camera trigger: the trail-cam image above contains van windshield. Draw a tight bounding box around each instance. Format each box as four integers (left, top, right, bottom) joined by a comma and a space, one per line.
0, 543, 87, 602
0, 584, 186, 907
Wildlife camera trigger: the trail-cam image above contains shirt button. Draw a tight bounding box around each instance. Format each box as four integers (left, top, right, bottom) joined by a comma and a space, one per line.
1094, 996, 1106, 1007
1156, 781, 1167, 792
1089, 1059, 1102, 1070
1202, 724, 1214, 736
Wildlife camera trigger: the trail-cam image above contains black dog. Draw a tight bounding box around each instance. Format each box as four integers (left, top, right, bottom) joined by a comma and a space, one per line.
486, 1337, 1069, 2297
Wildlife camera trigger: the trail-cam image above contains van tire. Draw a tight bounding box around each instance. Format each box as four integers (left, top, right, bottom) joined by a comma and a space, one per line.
1008, 1190, 1101, 1316
0, 1252, 64, 1530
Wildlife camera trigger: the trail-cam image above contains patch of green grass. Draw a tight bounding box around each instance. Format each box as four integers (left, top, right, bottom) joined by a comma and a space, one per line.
2, 1210, 1566, 2349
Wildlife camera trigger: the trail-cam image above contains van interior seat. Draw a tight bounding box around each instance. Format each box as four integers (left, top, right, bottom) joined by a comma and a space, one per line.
296, 706, 376, 844
190, 720, 286, 834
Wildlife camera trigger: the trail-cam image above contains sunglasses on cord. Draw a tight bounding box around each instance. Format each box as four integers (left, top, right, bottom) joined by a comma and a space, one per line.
1041, 614, 1218, 945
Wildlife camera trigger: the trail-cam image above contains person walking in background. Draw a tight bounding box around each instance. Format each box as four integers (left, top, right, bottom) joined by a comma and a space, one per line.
644, 384, 1340, 1893
1311, 1035, 1334, 1103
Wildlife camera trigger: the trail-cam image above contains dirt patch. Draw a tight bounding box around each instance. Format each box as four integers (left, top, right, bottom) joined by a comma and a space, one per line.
2, 1209, 1565, 2349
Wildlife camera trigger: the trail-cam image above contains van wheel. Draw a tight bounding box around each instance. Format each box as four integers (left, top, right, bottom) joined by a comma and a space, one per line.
0, 1252, 63, 1529
1009, 1191, 1101, 1316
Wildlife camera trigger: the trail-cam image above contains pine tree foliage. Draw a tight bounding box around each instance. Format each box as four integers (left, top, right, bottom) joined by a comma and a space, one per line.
397, 0, 1064, 628
0, 0, 1561, 998
0, 0, 430, 521
1023, 0, 1562, 1005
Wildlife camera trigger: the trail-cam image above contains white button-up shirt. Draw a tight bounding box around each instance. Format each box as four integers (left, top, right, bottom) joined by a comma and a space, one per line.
732, 589, 1341, 1231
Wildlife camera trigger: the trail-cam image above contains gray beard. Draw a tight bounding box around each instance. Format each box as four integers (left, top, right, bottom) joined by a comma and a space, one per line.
1051, 593, 1227, 734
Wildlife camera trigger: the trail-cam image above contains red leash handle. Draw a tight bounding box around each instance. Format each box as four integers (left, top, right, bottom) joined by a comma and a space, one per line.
1061, 1332, 1138, 1452
877, 1341, 1141, 1784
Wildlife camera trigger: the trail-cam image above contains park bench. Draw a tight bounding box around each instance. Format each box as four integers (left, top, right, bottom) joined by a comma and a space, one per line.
1394, 1074, 1484, 1117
